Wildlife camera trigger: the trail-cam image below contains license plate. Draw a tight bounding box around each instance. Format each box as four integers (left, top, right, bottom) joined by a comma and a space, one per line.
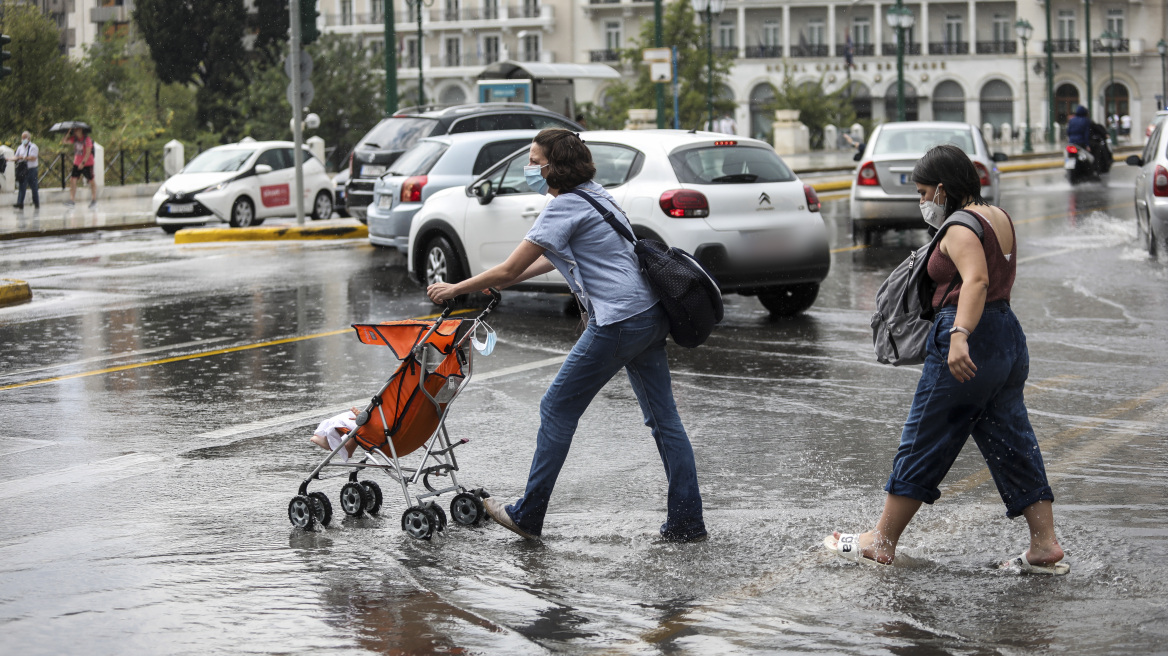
741, 229, 791, 257
167, 203, 195, 213
378, 195, 392, 210
361, 165, 387, 177
1064, 159, 1077, 170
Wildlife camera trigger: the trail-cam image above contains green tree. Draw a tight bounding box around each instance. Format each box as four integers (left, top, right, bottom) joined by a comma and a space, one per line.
592, 0, 735, 131
134, 0, 248, 133
766, 69, 857, 150
0, 1, 85, 141
251, 0, 290, 65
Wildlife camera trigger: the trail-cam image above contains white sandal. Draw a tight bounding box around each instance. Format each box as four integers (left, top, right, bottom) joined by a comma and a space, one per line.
1002, 552, 1070, 576
823, 533, 889, 567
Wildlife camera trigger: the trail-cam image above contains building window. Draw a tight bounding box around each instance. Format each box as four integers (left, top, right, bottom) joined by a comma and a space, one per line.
523, 0, 539, 19
341, 0, 353, 25
807, 20, 824, 46
605, 21, 622, 51
1057, 10, 1075, 41
944, 15, 962, 45
404, 36, 420, 68
852, 17, 870, 46
932, 80, 965, 122
762, 20, 780, 47
483, 0, 498, 20
992, 14, 1009, 43
718, 20, 735, 49
445, 37, 461, 66
1105, 8, 1124, 38
522, 33, 540, 62
444, 0, 460, 21
481, 34, 500, 64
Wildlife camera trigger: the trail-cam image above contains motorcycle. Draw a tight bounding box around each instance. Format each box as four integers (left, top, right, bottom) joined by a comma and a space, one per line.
1065, 124, 1113, 185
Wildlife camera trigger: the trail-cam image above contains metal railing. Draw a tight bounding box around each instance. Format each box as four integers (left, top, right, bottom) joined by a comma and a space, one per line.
976, 40, 1017, 54
928, 41, 969, 55
1044, 39, 1080, 53
32, 150, 163, 188
589, 49, 620, 62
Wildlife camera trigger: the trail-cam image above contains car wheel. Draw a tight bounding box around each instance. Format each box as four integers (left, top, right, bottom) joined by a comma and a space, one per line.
311, 191, 333, 221
422, 236, 465, 299
229, 196, 255, 228
758, 283, 819, 317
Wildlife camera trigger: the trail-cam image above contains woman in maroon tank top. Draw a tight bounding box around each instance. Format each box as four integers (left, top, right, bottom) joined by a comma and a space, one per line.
825, 145, 1069, 575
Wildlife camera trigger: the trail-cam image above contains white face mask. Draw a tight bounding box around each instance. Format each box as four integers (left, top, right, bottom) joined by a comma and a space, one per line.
919, 185, 946, 229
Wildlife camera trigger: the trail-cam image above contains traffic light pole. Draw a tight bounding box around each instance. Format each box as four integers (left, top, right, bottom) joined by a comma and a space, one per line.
290, 0, 306, 225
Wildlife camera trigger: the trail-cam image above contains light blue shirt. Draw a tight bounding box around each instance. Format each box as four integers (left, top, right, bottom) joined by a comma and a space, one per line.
524, 180, 657, 326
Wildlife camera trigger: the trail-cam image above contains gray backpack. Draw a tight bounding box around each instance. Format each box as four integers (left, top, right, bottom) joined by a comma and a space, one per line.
871, 212, 984, 366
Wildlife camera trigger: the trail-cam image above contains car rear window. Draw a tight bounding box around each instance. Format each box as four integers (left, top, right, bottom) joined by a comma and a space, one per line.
449, 114, 536, 133
388, 141, 449, 176
668, 144, 795, 184
358, 117, 439, 151
873, 127, 975, 156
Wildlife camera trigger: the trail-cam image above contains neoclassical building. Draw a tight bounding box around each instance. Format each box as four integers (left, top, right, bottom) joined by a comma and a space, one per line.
319, 0, 1168, 141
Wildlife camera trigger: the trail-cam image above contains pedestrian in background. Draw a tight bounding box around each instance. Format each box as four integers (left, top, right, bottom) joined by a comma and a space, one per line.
65, 127, 98, 208
825, 144, 1068, 575
12, 131, 40, 210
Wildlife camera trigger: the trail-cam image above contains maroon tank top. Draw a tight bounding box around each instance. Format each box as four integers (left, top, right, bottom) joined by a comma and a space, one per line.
926, 209, 1016, 309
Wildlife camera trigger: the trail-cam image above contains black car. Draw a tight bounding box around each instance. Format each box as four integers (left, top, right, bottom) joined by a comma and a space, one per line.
345, 103, 582, 220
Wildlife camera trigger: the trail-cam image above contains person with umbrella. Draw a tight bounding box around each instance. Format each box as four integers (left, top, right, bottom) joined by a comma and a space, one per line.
52, 122, 97, 208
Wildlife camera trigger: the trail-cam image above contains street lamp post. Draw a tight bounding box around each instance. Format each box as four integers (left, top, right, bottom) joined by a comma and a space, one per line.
1016, 19, 1034, 153
1044, 0, 1054, 145
1101, 30, 1116, 144
1158, 39, 1167, 110
885, 3, 915, 122
384, 0, 397, 115
407, 0, 434, 107
690, 0, 726, 130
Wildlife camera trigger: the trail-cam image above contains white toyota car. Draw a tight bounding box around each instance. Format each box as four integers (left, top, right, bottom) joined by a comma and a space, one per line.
406, 130, 831, 316
153, 141, 334, 233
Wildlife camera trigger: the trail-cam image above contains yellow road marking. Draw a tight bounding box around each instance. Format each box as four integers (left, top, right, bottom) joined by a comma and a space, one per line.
0, 308, 473, 392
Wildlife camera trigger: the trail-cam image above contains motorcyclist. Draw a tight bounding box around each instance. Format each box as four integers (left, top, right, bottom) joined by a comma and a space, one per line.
1066, 105, 1092, 148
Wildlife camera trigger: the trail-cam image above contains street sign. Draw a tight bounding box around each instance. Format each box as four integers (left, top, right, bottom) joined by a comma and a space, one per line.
650, 61, 672, 83
287, 79, 315, 108
284, 50, 313, 79
643, 47, 671, 62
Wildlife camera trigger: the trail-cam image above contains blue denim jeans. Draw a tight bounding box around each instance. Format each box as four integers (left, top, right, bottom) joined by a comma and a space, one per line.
885, 301, 1054, 518
506, 303, 705, 537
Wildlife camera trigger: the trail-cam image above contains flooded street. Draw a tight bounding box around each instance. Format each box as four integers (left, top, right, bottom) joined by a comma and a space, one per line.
2, 167, 1166, 654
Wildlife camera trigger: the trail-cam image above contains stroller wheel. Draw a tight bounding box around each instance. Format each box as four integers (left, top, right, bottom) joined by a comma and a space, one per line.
424, 502, 448, 532
360, 481, 383, 515
288, 495, 316, 529
401, 507, 435, 540
450, 492, 484, 526
308, 492, 333, 527
339, 482, 369, 517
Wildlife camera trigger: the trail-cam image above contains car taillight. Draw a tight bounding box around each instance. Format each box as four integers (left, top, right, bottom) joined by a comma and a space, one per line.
974, 161, 991, 187
1066, 144, 1079, 155
659, 189, 709, 218
401, 175, 427, 203
803, 184, 821, 212
857, 161, 879, 186
348, 151, 355, 177
1154, 165, 1168, 197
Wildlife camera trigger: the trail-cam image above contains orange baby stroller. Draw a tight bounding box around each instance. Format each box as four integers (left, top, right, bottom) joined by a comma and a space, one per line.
288, 290, 500, 540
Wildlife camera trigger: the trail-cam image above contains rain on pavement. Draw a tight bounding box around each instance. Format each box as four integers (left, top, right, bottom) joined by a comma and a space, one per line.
1, 166, 1165, 654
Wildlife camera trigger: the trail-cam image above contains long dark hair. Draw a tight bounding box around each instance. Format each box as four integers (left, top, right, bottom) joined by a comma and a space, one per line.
911, 144, 988, 216
533, 128, 595, 191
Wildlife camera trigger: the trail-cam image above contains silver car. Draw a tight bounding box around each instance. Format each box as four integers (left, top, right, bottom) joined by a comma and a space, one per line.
1126, 118, 1168, 256
366, 130, 538, 252
849, 121, 1007, 245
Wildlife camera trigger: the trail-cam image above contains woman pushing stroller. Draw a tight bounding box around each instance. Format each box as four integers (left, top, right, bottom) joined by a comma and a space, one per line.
427, 128, 706, 543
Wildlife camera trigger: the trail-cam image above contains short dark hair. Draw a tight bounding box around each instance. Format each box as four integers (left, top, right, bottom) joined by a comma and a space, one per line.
533, 128, 595, 191
910, 143, 987, 216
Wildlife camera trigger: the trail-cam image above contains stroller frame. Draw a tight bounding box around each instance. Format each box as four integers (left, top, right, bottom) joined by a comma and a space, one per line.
288, 291, 500, 539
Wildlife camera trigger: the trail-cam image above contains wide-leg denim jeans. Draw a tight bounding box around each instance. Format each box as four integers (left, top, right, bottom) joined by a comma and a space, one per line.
886, 301, 1054, 518
506, 303, 705, 537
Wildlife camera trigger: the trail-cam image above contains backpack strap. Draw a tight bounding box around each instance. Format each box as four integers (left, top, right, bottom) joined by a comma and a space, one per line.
565, 188, 637, 245
919, 211, 987, 314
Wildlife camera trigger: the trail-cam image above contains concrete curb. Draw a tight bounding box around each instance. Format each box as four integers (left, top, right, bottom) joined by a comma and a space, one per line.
174, 223, 368, 243
0, 278, 32, 307
810, 180, 853, 192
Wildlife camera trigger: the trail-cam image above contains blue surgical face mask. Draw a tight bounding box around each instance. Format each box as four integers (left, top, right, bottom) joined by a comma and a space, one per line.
524, 163, 549, 195
472, 323, 496, 356
919, 185, 946, 229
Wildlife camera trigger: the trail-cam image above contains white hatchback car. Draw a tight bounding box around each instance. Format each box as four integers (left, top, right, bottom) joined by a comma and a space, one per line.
407, 130, 830, 316
153, 141, 334, 233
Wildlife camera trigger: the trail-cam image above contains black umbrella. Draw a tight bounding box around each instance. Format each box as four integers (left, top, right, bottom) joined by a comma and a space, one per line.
48, 121, 91, 133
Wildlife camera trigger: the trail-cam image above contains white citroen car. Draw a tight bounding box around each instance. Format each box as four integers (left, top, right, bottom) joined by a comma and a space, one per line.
407, 130, 831, 316
153, 141, 334, 233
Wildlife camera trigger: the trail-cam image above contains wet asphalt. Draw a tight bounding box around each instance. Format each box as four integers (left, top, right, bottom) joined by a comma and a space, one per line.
0, 165, 1166, 654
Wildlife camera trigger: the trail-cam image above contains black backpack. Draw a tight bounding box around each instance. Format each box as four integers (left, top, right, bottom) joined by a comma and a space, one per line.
566, 188, 723, 348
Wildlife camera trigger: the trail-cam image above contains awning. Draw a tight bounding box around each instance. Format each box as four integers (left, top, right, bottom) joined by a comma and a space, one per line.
478, 61, 621, 81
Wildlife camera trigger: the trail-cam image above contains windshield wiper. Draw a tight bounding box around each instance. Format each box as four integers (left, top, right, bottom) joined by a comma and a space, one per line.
711, 173, 758, 183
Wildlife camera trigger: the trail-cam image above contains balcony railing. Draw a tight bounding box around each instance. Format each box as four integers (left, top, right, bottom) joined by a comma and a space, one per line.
834, 43, 874, 56
1092, 37, 1130, 53
745, 45, 783, 59
712, 46, 738, 57
881, 42, 921, 55
1044, 39, 1080, 53
441, 53, 486, 67
975, 40, 1017, 54
590, 49, 621, 62
928, 41, 969, 55
791, 44, 830, 58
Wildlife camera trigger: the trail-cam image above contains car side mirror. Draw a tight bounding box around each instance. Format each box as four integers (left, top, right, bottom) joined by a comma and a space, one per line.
474, 180, 495, 205
992, 152, 1008, 162
255, 164, 273, 174
852, 151, 862, 162
1126, 154, 1144, 167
